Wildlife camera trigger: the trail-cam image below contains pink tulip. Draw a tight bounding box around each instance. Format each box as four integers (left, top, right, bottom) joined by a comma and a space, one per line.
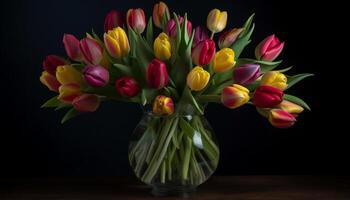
83, 65, 109, 87
255, 34, 284, 61
104, 10, 124, 32
218, 28, 244, 49
80, 38, 103, 65
191, 39, 216, 66
42, 55, 68, 76
63, 34, 83, 61
126, 8, 146, 34
147, 59, 169, 89
72, 94, 100, 112
233, 64, 261, 85
165, 16, 192, 38
268, 109, 296, 128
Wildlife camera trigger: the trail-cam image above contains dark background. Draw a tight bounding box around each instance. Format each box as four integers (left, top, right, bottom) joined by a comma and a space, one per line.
0, 0, 345, 178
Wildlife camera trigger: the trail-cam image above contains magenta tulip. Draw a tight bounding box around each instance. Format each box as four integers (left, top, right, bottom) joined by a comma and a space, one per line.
115, 76, 140, 97
42, 55, 68, 76
191, 39, 216, 66
80, 38, 103, 65
83, 65, 109, 87
147, 59, 169, 89
165, 16, 192, 38
63, 34, 83, 61
193, 26, 209, 47
255, 34, 284, 61
233, 64, 261, 85
104, 10, 124, 32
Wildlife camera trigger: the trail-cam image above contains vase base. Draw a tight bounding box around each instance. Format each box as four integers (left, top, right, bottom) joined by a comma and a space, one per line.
151, 183, 196, 197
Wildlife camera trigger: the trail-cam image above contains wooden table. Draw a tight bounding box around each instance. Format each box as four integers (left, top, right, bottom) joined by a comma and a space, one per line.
2, 176, 350, 199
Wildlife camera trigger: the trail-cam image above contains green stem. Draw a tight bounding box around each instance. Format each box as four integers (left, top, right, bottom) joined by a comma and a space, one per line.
182, 136, 192, 181
161, 160, 166, 183
210, 31, 215, 39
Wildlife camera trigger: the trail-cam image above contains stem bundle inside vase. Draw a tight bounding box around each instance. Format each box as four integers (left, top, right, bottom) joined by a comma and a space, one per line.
129, 114, 219, 185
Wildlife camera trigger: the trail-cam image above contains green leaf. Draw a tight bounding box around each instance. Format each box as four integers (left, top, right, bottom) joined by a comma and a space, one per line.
198, 95, 221, 103
141, 89, 147, 105
112, 63, 133, 76
146, 17, 154, 47
237, 58, 282, 73
231, 23, 255, 59
173, 13, 182, 53
284, 94, 311, 110
91, 29, 104, 46
239, 13, 255, 38
55, 103, 71, 111
71, 63, 85, 71
278, 66, 293, 73
179, 13, 189, 56
179, 118, 196, 138
287, 73, 314, 89
61, 108, 80, 124
41, 96, 60, 108
128, 27, 137, 57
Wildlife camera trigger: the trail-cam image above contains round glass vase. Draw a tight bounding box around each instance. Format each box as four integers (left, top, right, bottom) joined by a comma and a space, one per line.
128, 111, 219, 197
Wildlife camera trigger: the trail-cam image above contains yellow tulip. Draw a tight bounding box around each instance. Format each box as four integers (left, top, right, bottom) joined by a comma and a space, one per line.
277, 100, 304, 114
221, 84, 250, 109
104, 27, 130, 59
207, 9, 227, 33
187, 66, 210, 91
40, 71, 61, 92
154, 32, 171, 61
261, 71, 288, 90
213, 48, 236, 73
56, 65, 82, 85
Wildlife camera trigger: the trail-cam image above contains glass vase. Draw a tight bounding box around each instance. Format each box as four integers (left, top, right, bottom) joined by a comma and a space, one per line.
128, 111, 219, 197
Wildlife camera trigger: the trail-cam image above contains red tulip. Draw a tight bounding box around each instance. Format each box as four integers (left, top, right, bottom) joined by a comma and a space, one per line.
193, 26, 209, 47
104, 10, 124, 32
42, 55, 68, 76
191, 39, 216, 66
72, 94, 100, 112
83, 65, 109, 87
147, 59, 169, 89
115, 76, 140, 97
165, 16, 192, 38
63, 34, 83, 62
80, 37, 103, 65
255, 34, 284, 61
253, 85, 283, 108
126, 8, 146, 34
268, 109, 296, 128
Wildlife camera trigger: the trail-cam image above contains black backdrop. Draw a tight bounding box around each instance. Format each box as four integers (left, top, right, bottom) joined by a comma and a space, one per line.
0, 0, 345, 178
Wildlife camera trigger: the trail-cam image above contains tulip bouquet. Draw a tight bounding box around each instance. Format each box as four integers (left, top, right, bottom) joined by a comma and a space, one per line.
40, 1, 312, 194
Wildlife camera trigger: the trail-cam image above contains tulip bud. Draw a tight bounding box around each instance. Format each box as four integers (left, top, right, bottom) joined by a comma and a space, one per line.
277, 100, 304, 115
80, 37, 103, 65
104, 27, 130, 59
154, 32, 171, 61
191, 39, 216, 66
233, 64, 261, 85
268, 109, 296, 128
213, 48, 236, 73
207, 9, 227, 33
253, 85, 284, 108
104, 10, 124, 32
147, 59, 169, 89
261, 71, 288, 90
56, 65, 82, 85
152, 95, 174, 115
193, 26, 209, 47
40, 71, 61, 92
42, 55, 68, 76
255, 34, 284, 61
58, 83, 82, 103
221, 84, 250, 109
187, 66, 210, 91
126, 8, 146, 34
115, 76, 140, 97
165, 16, 192, 38
72, 94, 100, 112
218, 28, 244, 49
153, 1, 170, 28
83, 65, 109, 87
63, 34, 83, 62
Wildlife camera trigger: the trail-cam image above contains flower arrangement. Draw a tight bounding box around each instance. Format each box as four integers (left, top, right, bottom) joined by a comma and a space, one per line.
40, 1, 312, 195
